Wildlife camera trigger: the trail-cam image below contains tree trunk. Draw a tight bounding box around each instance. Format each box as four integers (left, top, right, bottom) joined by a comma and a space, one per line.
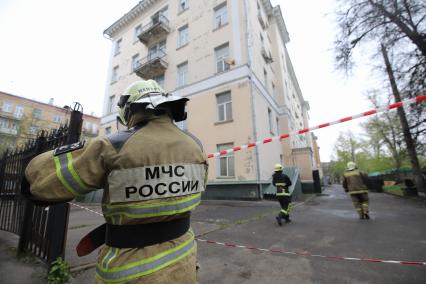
381, 44, 426, 192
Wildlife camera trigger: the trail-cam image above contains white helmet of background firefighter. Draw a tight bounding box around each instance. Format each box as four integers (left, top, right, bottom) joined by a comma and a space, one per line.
117, 79, 188, 126
274, 164, 283, 172
346, 161, 357, 171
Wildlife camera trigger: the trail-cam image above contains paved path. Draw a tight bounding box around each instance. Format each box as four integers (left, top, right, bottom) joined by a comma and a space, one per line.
1, 184, 426, 283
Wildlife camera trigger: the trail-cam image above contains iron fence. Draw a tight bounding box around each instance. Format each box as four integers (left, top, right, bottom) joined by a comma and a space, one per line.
0, 104, 83, 265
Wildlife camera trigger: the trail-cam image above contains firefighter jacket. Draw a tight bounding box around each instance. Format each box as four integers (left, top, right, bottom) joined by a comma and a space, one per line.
25, 114, 208, 284
342, 169, 368, 195
272, 171, 292, 197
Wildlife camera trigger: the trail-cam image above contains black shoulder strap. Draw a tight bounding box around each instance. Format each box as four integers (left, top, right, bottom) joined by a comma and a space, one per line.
107, 122, 147, 152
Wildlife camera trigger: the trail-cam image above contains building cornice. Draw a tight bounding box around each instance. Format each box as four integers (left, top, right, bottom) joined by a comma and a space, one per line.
103, 0, 158, 38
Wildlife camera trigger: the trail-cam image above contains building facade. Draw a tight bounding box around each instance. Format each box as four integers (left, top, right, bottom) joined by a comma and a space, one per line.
0, 91, 100, 153
101, 0, 321, 196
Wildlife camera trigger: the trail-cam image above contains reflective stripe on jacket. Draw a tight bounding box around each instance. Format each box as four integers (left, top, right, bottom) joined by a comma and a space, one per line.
25, 114, 208, 283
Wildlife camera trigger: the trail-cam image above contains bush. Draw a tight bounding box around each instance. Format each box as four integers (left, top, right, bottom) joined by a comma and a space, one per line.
48, 257, 70, 284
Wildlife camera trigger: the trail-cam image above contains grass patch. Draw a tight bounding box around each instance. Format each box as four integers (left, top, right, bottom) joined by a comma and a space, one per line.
383, 185, 404, 196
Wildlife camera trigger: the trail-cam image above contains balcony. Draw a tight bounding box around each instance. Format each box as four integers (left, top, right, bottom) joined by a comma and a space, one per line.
134, 50, 168, 79
0, 126, 18, 136
0, 110, 22, 121
138, 15, 170, 45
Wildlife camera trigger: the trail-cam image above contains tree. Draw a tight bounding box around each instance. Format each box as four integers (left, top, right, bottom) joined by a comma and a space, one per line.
334, 0, 426, 191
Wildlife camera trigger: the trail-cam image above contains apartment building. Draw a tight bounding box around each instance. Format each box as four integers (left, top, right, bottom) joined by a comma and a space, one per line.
101, 0, 321, 197
0, 91, 100, 153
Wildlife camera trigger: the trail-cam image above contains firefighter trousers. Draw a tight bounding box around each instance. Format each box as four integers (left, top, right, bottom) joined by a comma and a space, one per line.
350, 193, 369, 218
277, 196, 292, 221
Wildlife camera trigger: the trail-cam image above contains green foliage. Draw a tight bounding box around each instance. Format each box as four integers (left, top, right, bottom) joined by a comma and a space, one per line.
48, 257, 70, 284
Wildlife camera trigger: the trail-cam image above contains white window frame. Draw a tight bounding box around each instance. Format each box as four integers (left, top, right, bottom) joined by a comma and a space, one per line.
114, 38, 122, 56
217, 143, 235, 177
53, 114, 62, 123
111, 66, 119, 83
32, 109, 42, 119
153, 74, 165, 88
216, 91, 232, 122
178, 25, 189, 48
215, 43, 230, 73
134, 25, 142, 43
214, 2, 228, 29
177, 61, 188, 87
2, 101, 13, 113
131, 54, 140, 72
14, 105, 24, 118
107, 95, 115, 114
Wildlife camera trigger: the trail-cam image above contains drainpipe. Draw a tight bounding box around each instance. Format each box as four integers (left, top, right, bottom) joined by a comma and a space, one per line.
244, 0, 262, 199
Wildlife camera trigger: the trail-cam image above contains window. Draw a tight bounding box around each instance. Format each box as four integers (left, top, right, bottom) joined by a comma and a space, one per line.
214, 2, 228, 29
215, 43, 230, 73
177, 61, 188, 87
134, 25, 142, 43
14, 106, 24, 119
179, 0, 188, 12
0, 118, 7, 128
111, 66, 119, 83
107, 95, 115, 114
217, 143, 235, 177
105, 127, 112, 135
114, 38, 122, 56
268, 108, 273, 134
216, 91, 232, 122
32, 109, 42, 119
131, 54, 140, 72
2, 101, 13, 113
148, 40, 167, 60
153, 74, 165, 88
178, 25, 189, 48
53, 114, 62, 123
30, 125, 39, 135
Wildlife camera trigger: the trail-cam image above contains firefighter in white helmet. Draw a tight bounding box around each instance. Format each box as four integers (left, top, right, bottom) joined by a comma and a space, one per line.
272, 163, 292, 226
25, 79, 208, 283
342, 161, 370, 219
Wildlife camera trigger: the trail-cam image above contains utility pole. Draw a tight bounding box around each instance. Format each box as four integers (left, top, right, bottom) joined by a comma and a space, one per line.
381, 44, 426, 192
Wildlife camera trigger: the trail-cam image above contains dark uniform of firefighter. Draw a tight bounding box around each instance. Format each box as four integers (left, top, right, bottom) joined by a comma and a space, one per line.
272, 164, 292, 226
342, 161, 370, 220
24, 80, 208, 283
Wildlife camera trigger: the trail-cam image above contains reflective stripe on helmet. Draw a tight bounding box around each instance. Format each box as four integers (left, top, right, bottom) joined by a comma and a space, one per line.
103, 193, 201, 219
96, 232, 195, 283
53, 152, 93, 196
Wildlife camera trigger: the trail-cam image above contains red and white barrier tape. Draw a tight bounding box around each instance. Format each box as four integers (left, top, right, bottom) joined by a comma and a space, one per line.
207, 94, 426, 159
197, 238, 426, 266
69, 203, 426, 267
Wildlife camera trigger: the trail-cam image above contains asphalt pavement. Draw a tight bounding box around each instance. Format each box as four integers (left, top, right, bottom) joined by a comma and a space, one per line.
1, 184, 425, 283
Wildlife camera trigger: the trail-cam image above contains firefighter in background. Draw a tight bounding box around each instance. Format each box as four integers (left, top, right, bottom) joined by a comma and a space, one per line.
342, 161, 370, 220
272, 164, 292, 226
24, 80, 208, 283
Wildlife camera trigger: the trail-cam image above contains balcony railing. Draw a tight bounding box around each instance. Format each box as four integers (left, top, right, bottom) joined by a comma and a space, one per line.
138, 15, 171, 45
134, 50, 168, 79
0, 126, 18, 135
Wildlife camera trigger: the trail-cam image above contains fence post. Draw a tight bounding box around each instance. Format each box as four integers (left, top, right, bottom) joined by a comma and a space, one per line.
46, 105, 83, 264
17, 135, 46, 256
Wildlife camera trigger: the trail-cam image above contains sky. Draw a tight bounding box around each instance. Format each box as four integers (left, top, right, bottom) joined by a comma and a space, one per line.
0, 0, 384, 162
